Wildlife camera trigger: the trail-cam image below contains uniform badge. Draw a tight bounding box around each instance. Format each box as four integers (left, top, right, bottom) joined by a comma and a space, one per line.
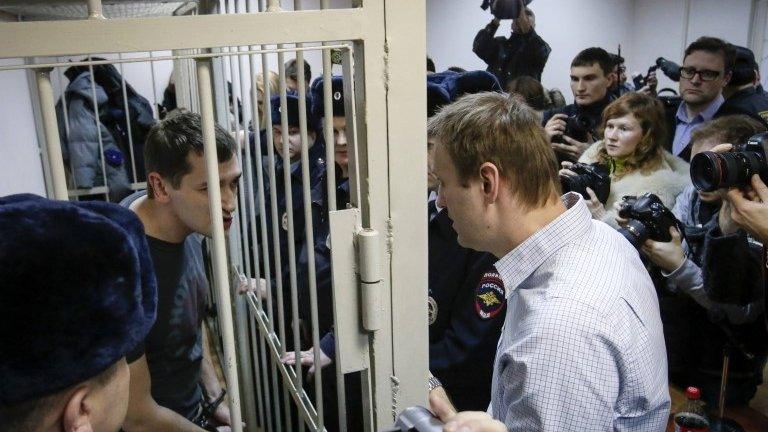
427, 296, 438, 325
333, 91, 342, 101
475, 271, 505, 320
325, 233, 332, 250
281, 212, 288, 231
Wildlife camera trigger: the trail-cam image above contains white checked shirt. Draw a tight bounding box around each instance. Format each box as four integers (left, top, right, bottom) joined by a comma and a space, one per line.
490, 193, 670, 431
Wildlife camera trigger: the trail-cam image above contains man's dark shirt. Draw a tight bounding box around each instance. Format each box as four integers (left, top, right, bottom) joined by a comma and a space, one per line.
473, 21, 550, 87
122, 191, 209, 420
715, 86, 768, 127
428, 202, 505, 411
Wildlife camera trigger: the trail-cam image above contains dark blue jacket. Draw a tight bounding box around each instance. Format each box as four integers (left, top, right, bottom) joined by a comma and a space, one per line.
428, 205, 504, 411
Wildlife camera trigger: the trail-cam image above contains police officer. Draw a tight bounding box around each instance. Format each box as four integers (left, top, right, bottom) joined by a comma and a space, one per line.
716, 45, 768, 127
281, 75, 360, 431
0, 194, 157, 432
425, 70, 506, 411
259, 92, 326, 294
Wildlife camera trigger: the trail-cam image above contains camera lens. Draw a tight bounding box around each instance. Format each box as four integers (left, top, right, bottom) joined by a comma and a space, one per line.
690, 151, 724, 192
691, 150, 763, 192
618, 219, 649, 248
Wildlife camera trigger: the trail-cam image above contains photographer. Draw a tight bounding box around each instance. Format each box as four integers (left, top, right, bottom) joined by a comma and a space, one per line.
543, 47, 616, 162
472, 0, 550, 87
561, 92, 689, 228
643, 115, 767, 406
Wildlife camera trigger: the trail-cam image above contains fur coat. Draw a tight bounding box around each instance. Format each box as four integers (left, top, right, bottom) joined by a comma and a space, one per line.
579, 141, 690, 228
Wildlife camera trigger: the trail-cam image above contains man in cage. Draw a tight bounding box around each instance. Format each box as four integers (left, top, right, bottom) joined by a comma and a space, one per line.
0, 194, 156, 432
120, 112, 242, 432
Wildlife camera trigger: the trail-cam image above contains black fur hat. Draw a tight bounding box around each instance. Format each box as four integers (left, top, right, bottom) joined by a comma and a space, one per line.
310, 75, 345, 119
444, 70, 502, 100
270, 93, 316, 132
0, 194, 157, 405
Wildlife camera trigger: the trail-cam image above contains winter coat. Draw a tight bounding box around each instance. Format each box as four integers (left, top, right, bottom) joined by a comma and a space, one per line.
56, 71, 131, 202
579, 140, 690, 228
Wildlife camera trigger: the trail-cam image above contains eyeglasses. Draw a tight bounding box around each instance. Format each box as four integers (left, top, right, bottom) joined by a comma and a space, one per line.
679, 67, 722, 81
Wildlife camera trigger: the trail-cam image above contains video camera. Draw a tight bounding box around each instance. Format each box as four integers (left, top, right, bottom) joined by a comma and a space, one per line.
655, 57, 681, 81
690, 132, 768, 192
480, 0, 532, 20
560, 163, 611, 204
552, 113, 594, 144
617, 193, 681, 248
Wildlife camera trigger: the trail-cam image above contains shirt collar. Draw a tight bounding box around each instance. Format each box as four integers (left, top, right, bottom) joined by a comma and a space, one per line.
493, 192, 592, 296
676, 94, 724, 123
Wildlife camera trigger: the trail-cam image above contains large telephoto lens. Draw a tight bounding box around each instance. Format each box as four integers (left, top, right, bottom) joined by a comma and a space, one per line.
618, 219, 649, 248
690, 151, 725, 192
691, 150, 763, 192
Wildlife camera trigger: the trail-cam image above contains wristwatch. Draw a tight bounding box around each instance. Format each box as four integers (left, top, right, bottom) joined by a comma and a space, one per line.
427, 374, 442, 392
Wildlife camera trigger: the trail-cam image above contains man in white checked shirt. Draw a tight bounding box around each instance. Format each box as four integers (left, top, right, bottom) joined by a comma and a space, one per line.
427, 92, 670, 432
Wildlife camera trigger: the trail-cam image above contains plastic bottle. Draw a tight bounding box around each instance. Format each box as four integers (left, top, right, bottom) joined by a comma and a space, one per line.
674, 386, 710, 432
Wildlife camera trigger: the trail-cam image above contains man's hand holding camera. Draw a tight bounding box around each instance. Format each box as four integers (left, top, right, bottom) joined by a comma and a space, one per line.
559, 161, 606, 218
726, 174, 768, 242
546, 114, 593, 160
642, 227, 685, 272
705, 141, 768, 242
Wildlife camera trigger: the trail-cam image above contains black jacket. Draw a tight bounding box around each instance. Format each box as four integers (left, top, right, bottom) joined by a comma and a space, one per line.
715, 86, 768, 128
428, 206, 504, 411
473, 20, 550, 87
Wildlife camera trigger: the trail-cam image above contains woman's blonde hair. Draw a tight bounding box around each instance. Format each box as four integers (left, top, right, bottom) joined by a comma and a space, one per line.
597, 92, 667, 175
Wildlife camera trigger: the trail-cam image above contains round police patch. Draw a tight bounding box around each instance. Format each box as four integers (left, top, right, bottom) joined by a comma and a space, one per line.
427, 296, 438, 325
475, 271, 505, 320
333, 91, 342, 101
281, 212, 288, 231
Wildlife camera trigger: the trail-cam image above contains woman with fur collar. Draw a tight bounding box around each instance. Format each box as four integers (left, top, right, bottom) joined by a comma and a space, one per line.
561, 92, 689, 228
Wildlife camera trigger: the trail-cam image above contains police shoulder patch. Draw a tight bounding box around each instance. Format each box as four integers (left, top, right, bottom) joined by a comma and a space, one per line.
475, 271, 505, 320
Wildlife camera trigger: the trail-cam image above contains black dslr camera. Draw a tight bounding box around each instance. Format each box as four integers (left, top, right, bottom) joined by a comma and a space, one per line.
617, 193, 681, 248
552, 113, 594, 144
560, 163, 611, 204
690, 132, 768, 192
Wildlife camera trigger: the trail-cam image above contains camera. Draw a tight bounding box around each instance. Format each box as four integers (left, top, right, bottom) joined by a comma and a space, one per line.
480, 0, 533, 20
632, 65, 658, 90
617, 193, 680, 248
690, 132, 768, 192
560, 163, 611, 204
552, 113, 594, 143
655, 57, 681, 81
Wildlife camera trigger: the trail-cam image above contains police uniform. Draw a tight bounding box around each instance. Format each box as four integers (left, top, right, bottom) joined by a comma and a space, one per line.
427, 201, 505, 411
0, 194, 156, 407
256, 94, 326, 302
715, 45, 768, 128
425, 71, 506, 411
716, 86, 768, 127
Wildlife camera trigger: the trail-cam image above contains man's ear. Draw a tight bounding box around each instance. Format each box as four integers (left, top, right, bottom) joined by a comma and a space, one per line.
147, 172, 172, 203
62, 386, 93, 432
479, 162, 501, 204
723, 70, 732, 87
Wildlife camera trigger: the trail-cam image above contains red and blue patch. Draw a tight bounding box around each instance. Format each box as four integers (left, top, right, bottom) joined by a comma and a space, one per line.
475, 271, 505, 320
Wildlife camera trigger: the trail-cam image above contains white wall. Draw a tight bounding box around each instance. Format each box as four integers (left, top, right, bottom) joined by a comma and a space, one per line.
428, 0, 756, 103
629, 0, 753, 93
427, 0, 634, 103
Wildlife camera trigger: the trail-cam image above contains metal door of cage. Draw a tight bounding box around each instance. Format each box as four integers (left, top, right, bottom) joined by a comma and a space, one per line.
0, 1, 427, 431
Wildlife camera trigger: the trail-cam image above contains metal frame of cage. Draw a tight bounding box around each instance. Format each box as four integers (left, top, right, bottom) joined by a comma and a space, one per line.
0, 1, 427, 431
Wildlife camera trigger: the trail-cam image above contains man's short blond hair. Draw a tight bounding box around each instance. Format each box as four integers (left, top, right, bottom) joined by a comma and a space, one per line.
427, 92, 559, 208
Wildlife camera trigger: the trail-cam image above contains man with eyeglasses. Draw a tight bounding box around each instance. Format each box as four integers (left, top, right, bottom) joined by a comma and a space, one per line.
670, 37, 734, 161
